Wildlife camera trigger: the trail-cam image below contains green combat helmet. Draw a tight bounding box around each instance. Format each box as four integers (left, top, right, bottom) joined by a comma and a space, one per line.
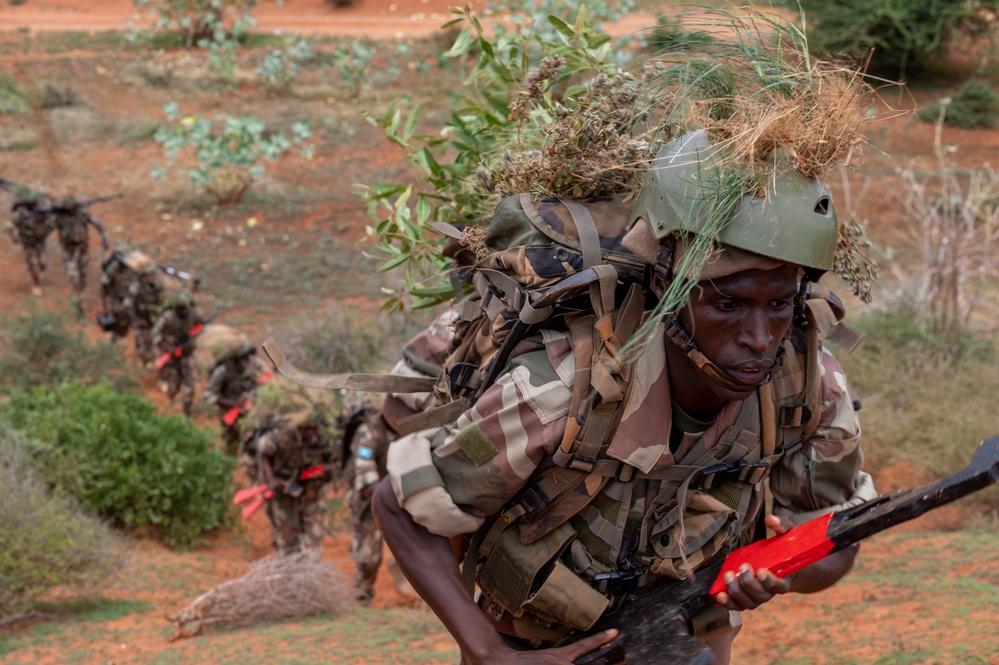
629, 130, 841, 392
630, 129, 839, 276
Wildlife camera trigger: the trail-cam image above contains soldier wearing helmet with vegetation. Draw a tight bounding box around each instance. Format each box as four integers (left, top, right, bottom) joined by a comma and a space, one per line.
247, 389, 334, 553
7, 188, 53, 293
372, 12, 881, 664
51, 194, 109, 319
152, 289, 202, 417
201, 325, 269, 455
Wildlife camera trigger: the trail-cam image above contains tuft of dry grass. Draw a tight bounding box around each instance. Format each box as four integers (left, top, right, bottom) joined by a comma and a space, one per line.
169, 550, 354, 639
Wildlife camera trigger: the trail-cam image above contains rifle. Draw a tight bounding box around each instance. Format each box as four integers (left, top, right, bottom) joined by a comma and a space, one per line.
154, 312, 217, 369
567, 435, 999, 665
232, 464, 329, 519
220, 369, 274, 426
36, 193, 123, 215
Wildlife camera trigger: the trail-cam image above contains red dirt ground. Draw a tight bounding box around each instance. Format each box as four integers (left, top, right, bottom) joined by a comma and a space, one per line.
1, 2, 998, 665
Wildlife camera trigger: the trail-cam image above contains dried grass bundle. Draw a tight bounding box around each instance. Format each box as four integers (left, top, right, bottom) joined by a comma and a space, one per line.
169, 550, 353, 639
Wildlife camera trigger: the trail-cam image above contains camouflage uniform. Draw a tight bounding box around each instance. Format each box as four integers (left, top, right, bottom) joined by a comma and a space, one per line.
123, 272, 164, 365
342, 406, 393, 605
203, 355, 261, 455
254, 421, 332, 552
152, 303, 201, 417
387, 325, 875, 643
8, 202, 51, 287
98, 251, 140, 339
53, 205, 107, 316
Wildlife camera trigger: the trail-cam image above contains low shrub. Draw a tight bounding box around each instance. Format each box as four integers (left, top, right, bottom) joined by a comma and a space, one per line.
0, 306, 138, 395
2, 382, 235, 549
916, 79, 999, 129
0, 428, 130, 618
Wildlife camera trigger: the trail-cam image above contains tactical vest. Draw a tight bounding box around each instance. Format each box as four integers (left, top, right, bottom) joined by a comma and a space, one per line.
57, 212, 89, 245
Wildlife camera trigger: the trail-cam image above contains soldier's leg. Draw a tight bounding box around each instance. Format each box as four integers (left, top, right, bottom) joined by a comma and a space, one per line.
300, 486, 327, 552
179, 358, 195, 417
349, 495, 383, 605
24, 244, 42, 286
76, 242, 89, 292
134, 319, 154, 365
266, 493, 299, 553
157, 362, 182, 401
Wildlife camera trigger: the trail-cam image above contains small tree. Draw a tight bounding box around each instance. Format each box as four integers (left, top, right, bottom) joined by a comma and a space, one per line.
256, 35, 314, 92
132, 0, 258, 48
917, 79, 999, 129
153, 102, 313, 205
331, 40, 374, 101
792, 0, 999, 80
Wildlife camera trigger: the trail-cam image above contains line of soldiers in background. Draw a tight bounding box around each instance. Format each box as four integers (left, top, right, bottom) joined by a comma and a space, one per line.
4, 177, 419, 606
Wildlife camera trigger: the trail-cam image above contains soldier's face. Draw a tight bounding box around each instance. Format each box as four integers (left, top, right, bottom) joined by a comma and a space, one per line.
674, 265, 798, 407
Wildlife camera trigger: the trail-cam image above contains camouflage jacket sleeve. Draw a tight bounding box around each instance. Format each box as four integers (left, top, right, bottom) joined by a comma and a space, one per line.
386, 333, 572, 538
769, 347, 877, 525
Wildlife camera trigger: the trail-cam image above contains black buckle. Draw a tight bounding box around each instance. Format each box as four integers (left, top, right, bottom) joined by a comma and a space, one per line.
779, 403, 812, 429
698, 459, 770, 490
447, 362, 479, 393
592, 566, 648, 594
517, 483, 552, 522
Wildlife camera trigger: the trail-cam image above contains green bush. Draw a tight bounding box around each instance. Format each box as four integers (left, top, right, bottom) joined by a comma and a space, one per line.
0, 428, 129, 618
1, 382, 235, 548
792, 0, 999, 80
0, 306, 138, 395
917, 79, 999, 129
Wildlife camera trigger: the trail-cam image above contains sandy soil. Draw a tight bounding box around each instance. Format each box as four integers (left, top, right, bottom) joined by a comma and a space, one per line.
1, 2, 998, 664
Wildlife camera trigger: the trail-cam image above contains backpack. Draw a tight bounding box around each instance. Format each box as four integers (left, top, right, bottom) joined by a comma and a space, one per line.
262, 192, 861, 582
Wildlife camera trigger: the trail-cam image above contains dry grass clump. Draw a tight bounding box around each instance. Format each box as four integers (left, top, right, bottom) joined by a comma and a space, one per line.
169, 550, 353, 639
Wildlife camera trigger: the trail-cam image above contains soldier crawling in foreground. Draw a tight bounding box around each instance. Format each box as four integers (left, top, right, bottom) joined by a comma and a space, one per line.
7, 192, 52, 293
50, 196, 109, 319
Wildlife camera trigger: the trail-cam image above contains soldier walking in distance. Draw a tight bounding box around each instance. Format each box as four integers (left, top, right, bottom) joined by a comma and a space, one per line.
51, 196, 109, 319
7, 191, 52, 294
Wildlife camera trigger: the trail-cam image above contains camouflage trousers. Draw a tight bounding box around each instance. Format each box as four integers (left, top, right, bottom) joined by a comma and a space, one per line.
19, 240, 46, 286
133, 318, 155, 365
158, 356, 195, 417
349, 490, 383, 605
265, 486, 327, 553
60, 240, 88, 293
106, 303, 132, 339
219, 416, 243, 457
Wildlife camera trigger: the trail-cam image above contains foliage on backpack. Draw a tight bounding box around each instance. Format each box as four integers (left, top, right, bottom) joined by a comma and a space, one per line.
916, 79, 999, 129
362, 6, 885, 312
152, 102, 314, 205
788, 0, 999, 80
2, 382, 234, 549
0, 428, 130, 619
0, 305, 138, 395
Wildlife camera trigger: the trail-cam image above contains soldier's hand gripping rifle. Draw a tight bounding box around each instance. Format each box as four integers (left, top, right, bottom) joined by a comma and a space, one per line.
233, 464, 330, 519
154, 312, 218, 369
565, 435, 999, 665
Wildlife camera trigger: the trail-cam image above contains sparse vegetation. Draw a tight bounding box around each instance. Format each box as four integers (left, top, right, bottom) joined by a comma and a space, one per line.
1, 382, 234, 549
131, 0, 258, 47
0, 429, 130, 621
0, 306, 138, 394
256, 35, 313, 92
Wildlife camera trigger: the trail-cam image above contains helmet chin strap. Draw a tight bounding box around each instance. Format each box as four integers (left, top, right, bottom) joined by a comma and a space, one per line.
664, 316, 785, 392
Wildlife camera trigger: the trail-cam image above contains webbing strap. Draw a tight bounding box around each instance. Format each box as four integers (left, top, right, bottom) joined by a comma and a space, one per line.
561, 199, 603, 269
